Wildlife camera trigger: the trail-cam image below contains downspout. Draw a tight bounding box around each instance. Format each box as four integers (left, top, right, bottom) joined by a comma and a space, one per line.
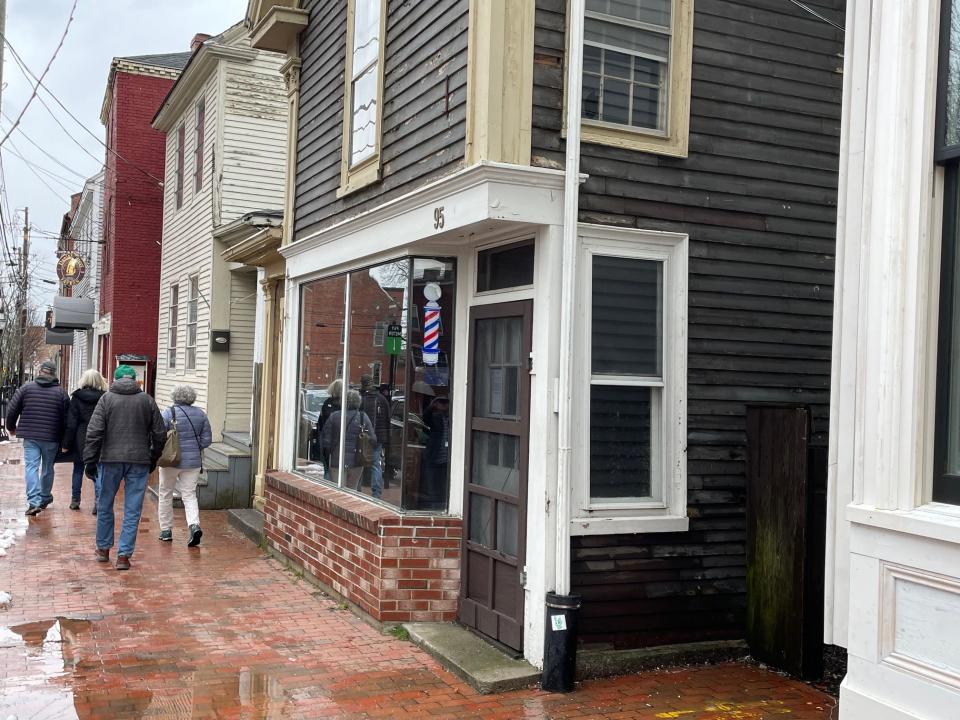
541, 0, 585, 693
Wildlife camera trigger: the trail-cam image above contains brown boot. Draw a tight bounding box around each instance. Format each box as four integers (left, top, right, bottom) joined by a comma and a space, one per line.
115, 555, 130, 571
95, 548, 109, 563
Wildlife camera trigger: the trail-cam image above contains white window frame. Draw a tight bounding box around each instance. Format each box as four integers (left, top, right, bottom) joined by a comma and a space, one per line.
571, 224, 688, 535
338, 0, 387, 197
373, 320, 387, 347
186, 274, 199, 371
167, 283, 179, 369
575, 0, 694, 158
193, 98, 205, 193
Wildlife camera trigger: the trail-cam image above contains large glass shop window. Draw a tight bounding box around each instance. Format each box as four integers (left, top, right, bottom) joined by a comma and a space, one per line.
295, 257, 456, 512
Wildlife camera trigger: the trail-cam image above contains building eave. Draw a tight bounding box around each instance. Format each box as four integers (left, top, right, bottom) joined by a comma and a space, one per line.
249, 4, 308, 52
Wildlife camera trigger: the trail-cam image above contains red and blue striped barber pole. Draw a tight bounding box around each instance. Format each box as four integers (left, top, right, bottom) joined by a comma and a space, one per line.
423, 300, 441, 365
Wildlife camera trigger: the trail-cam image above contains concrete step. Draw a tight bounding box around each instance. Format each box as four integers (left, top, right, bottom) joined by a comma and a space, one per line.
403, 623, 538, 694
204, 442, 250, 468
222, 430, 252, 452
227, 508, 263, 546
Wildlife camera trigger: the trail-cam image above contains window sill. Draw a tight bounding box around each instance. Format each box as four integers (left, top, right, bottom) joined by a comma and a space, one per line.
570, 514, 688, 536
337, 156, 381, 198
580, 120, 689, 159
847, 503, 960, 546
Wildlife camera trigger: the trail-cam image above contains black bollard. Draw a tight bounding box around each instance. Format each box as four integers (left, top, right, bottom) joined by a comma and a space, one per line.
540, 591, 582, 692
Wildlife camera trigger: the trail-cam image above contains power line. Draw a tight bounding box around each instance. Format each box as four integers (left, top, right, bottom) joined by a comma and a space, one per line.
1, 110, 89, 180
0, 0, 78, 149
786, 0, 844, 32
1, 146, 68, 202
0, 33, 164, 187
2, 139, 81, 190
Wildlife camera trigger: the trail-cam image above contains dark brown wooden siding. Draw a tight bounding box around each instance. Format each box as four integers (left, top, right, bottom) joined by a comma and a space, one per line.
533, 0, 844, 650
294, 0, 469, 238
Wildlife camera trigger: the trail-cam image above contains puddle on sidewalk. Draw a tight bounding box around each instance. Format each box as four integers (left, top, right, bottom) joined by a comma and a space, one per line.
0, 617, 293, 719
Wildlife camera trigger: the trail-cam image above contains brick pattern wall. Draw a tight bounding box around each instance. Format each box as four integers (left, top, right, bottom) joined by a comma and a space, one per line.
100, 70, 176, 374
265, 472, 461, 623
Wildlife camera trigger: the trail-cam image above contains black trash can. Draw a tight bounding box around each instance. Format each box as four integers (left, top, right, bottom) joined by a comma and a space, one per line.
541, 591, 582, 692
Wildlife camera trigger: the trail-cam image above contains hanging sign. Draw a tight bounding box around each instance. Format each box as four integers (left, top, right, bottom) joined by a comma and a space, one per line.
386, 323, 403, 355
56, 252, 87, 287
422, 283, 441, 366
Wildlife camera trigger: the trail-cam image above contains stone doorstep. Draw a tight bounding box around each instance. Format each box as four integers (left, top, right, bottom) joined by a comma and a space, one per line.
227, 507, 264, 545
403, 622, 540, 694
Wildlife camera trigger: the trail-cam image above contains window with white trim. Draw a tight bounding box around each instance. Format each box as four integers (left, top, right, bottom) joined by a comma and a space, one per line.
186, 275, 199, 371
373, 320, 387, 347
167, 283, 179, 369
579, 0, 693, 157
338, 0, 386, 196
573, 225, 688, 534
194, 98, 205, 193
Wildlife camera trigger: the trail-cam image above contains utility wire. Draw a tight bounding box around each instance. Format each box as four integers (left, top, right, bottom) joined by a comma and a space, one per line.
1, 146, 68, 202
2, 139, 80, 191
1, 111, 89, 180
0, 0, 79, 149
0, 32, 164, 187
786, 0, 844, 32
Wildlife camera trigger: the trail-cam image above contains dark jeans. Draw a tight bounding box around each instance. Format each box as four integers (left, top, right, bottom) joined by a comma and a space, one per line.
71, 460, 84, 502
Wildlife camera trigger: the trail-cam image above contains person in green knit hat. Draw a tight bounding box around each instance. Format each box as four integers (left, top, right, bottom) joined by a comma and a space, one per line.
82, 365, 166, 570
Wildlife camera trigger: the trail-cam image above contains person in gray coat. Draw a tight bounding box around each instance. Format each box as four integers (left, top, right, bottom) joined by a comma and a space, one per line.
321, 388, 376, 490
83, 365, 166, 570
158, 384, 212, 547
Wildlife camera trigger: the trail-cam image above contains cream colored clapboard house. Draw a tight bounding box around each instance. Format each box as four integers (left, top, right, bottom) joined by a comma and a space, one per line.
152, 23, 287, 451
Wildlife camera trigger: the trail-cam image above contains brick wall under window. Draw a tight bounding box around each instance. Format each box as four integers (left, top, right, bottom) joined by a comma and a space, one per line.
264, 472, 462, 622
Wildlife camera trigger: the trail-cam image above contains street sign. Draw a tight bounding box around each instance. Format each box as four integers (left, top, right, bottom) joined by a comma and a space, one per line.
386, 323, 403, 355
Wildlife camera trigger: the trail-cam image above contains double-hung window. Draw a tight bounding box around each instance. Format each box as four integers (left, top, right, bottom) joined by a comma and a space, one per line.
175, 124, 185, 209
339, 0, 386, 195
579, 0, 693, 157
194, 98, 205, 192
573, 225, 688, 534
168, 283, 179, 369
186, 275, 199, 371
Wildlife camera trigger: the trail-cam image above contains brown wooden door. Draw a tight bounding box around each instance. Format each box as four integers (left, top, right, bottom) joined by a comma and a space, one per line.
459, 301, 532, 652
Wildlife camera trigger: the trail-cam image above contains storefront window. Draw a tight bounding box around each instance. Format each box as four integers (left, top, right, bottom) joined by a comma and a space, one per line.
295, 257, 456, 512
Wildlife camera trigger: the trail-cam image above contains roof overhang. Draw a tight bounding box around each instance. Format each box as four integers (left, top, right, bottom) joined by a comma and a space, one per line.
216, 211, 285, 268
247, 1, 308, 52
100, 58, 185, 126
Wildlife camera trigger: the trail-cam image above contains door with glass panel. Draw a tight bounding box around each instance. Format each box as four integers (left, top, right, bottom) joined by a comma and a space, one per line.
459, 301, 532, 652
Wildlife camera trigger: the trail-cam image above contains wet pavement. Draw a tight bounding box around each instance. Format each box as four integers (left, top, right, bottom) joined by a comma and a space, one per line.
0, 441, 838, 718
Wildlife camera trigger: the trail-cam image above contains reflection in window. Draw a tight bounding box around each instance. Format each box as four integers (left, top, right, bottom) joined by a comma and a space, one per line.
476, 240, 535, 292
944, 0, 960, 148
582, 0, 671, 132
295, 257, 456, 512
349, 0, 382, 166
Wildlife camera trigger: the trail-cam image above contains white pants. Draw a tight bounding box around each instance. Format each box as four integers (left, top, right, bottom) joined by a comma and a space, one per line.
158, 467, 201, 530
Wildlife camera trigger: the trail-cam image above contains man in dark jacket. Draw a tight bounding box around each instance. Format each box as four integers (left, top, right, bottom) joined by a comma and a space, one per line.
5, 360, 70, 516
83, 365, 166, 570
360, 374, 390, 498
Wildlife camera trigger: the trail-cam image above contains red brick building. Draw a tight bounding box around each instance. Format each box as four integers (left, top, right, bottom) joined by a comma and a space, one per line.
97, 52, 191, 383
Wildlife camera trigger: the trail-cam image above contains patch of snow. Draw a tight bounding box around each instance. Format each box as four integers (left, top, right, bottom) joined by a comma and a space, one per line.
0, 591, 11, 607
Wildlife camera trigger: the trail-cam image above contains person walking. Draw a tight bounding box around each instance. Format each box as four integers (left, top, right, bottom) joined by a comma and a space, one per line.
61, 369, 107, 513
83, 365, 166, 570
5, 360, 70, 516
359, 374, 390, 499
321, 389, 376, 490
157, 384, 212, 547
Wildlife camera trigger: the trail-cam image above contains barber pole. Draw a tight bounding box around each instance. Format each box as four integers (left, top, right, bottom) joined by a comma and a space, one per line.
423, 301, 440, 365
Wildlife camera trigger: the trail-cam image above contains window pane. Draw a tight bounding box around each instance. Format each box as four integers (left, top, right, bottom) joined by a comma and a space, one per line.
352, 0, 381, 73
602, 78, 631, 125
496, 502, 518, 557
632, 82, 661, 129
584, 43, 602, 74
187, 325, 197, 346
476, 240, 535, 292
473, 317, 523, 419
587, 0, 672, 28
469, 494, 493, 547
585, 18, 669, 61
296, 275, 347, 478
937, 169, 960, 504
403, 258, 456, 511
944, 1, 960, 147
350, 63, 378, 166
471, 431, 519, 496
583, 72, 601, 120
592, 256, 662, 376
348, 260, 408, 508
590, 384, 658, 500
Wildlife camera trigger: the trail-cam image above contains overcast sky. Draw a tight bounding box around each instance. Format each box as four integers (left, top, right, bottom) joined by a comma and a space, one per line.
1, 0, 247, 310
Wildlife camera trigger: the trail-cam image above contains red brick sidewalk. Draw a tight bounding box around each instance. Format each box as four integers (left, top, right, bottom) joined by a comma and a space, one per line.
0, 442, 837, 719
